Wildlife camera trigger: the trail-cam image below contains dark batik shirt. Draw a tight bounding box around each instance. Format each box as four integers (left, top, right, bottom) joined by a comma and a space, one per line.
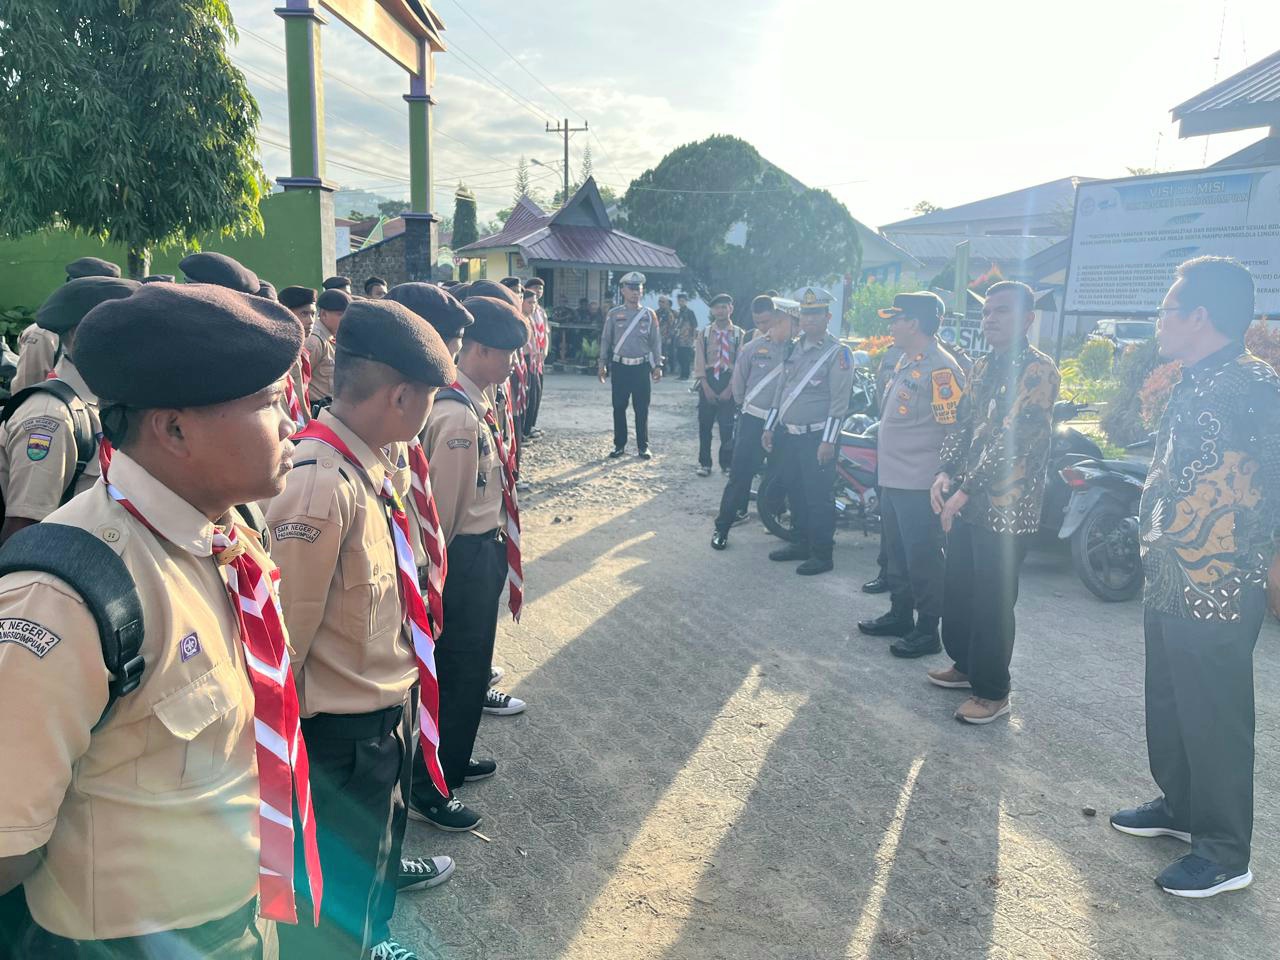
938, 340, 1060, 535
1140, 343, 1280, 622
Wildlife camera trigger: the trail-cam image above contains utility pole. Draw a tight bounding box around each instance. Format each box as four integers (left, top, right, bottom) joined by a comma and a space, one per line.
546, 117, 588, 205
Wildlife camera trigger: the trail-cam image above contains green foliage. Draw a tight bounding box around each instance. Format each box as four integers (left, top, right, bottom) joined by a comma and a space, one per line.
452, 185, 478, 249
0, 0, 268, 275
580, 337, 600, 363
1077, 338, 1114, 380
621, 135, 862, 304
912, 200, 941, 215
377, 199, 410, 218
844, 280, 923, 337
1100, 339, 1163, 446
1057, 357, 1118, 405
0, 307, 35, 347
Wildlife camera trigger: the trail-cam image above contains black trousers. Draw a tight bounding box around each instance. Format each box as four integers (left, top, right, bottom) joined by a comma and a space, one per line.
18, 899, 269, 960
279, 700, 412, 959
610, 361, 652, 451
676, 347, 694, 380
875, 495, 888, 575
775, 430, 836, 550
715, 413, 766, 532
1144, 588, 1265, 872
881, 487, 946, 621
697, 371, 736, 469
523, 367, 543, 435
940, 521, 1027, 700
412, 534, 506, 802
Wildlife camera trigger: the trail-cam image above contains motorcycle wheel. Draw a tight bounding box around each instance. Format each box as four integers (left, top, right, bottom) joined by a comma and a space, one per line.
1070, 501, 1142, 602
757, 473, 797, 542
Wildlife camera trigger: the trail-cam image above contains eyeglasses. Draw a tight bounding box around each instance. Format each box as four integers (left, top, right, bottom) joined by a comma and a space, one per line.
1156, 305, 1181, 318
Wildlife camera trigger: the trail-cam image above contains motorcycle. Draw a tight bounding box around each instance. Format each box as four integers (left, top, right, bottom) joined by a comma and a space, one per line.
1058, 438, 1153, 602
1037, 399, 1106, 540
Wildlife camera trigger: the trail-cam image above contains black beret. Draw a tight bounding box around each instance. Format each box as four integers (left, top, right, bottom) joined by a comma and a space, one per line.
764, 289, 780, 298
141, 274, 176, 284
179, 252, 259, 294
524, 277, 544, 290
384, 282, 474, 339
363, 276, 388, 292
521, 288, 537, 300
336, 300, 456, 388
279, 285, 316, 308
257, 281, 278, 301
77, 284, 303, 408
449, 281, 474, 300
37, 277, 140, 334
322, 275, 352, 291
461, 297, 530, 351
709, 293, 733, 306
467, 279, 520, 307
499, 276, 523, 291
439, 280, 460, 289
66, 257, 121, 280
317, 288, 352, 312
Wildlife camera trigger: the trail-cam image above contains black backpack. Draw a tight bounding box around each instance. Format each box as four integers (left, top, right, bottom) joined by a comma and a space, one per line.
0, 379, 97, 516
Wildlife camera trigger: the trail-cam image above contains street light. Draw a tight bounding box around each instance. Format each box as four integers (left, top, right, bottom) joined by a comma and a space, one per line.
531, 158, 567, 204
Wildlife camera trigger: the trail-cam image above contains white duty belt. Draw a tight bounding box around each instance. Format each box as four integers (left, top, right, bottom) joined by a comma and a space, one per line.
611, 309, 649, 362
784, 422, 827, 435
616, 356, 647, 366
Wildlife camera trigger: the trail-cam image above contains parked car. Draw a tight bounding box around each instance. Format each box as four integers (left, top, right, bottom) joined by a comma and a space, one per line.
1087, 318, 1155, 352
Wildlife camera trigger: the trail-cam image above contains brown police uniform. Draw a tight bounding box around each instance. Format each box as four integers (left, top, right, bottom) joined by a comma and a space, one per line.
0, 452, 267, 946
11, 324, 60, 394
303, 319, 337, 408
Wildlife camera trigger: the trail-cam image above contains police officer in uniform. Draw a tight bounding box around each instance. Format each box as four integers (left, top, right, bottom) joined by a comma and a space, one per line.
0, 283, 308, 958
761, 288, 854, 575
694, 293, 745, 476
0, 277, 138, 543
12, 257, 121, 393
856, 292, 965, 657
409, 296, 528, 832
598, 271, 662, 458
267, 299, 457, 960
306, 288, 351, 411
711, 297, 797, 549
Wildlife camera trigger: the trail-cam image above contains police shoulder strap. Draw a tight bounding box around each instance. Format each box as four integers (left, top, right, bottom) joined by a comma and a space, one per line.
612, 307, 650, 361
0, 379, 96, 506
777, 341, 842, 421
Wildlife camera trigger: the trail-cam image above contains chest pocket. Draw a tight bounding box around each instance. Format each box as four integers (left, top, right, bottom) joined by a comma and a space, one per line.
136, 660, 245, 794
339, 535, 400, 642
888, 377, 923, 418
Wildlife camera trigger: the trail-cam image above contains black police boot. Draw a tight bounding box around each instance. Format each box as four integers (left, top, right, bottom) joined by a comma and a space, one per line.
711, 528, 729, 551
861, 572, 889, 594
890, 616, 942, 658
796, 545, 833, 576
768, 541, 810, 562
857, 602, 913, 637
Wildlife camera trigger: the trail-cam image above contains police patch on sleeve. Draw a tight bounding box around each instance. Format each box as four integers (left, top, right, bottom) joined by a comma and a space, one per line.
839, 347, 852, 370
0, 618, 62, 657
273, 521, 322, 543
26, 433, 53, 461
931, 369, 961, 425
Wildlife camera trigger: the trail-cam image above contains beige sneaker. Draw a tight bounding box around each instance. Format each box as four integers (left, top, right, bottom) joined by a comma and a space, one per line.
927, 665, 971, 689
955, 696, 1010, 724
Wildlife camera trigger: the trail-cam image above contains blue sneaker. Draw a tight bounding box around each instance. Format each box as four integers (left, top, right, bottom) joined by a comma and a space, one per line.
1110, 799, 1190, 843
1155, 854, 1252, 898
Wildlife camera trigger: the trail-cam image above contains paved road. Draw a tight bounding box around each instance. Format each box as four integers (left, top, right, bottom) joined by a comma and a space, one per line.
395, 373, 1280, 960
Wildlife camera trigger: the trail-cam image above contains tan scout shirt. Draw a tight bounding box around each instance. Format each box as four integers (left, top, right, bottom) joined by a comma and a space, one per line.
304, 319, 337, 404
267, 410, 414, 717
0, 358, 103, 520
693, 321, 746, 381
422, 372, 505, 545
11, 323, 60, 393
877, 341, 966, 490
0, 452, 261, 939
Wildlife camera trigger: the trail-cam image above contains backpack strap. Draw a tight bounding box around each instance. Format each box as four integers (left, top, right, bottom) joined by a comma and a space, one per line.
0, 523, 144, 729
0, 379, 97, 505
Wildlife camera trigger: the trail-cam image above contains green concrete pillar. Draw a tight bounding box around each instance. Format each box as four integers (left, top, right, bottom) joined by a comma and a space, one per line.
275, 2, 327, 185
403, 49, 437, 281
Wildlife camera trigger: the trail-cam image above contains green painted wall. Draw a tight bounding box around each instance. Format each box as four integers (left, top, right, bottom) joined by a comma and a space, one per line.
0, 189, 328, 310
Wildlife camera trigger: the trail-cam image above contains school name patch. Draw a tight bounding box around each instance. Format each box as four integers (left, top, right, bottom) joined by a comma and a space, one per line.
274, 521, 322, 543
0, 618, 62, 658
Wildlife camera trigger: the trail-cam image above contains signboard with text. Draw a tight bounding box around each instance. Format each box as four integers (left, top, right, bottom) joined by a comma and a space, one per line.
1064, 165, 1280, 316
939, 313, 990, 356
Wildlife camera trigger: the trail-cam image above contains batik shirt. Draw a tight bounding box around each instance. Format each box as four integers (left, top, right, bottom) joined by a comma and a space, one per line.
938, 340, 1060, 535
1140, 343, 1280, 622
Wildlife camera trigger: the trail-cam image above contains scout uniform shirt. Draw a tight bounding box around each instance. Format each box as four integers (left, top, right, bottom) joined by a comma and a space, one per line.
765, 333, 856, 444
599, 303, 661, 367
0, 356, 102, 519
693, 321, 746, 381
11, 323, 60, 393
876, 341, 966, 490
266, 410, 415, 717
0, 452, 261, 939
422, 372, 505, 545
731, 336, 788, 419
304, 318, 337, 405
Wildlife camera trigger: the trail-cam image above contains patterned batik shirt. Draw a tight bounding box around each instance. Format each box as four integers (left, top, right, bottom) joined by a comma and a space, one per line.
938, 340, 1060, 535
1140, 343, 1280, 622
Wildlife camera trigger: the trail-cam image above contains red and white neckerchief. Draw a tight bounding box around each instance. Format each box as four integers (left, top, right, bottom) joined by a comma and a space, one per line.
406, 438, 447, 639
300, 351, 312, 409
293, 421, 450, 797
713, 326, 733, 375
103, 472, 323, 925
496, 384, 519, 473
450, 381, 523, 621
282, 375, 306, 430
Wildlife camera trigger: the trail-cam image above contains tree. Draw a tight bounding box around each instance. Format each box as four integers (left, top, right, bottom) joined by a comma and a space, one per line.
377, 199, 411, 219
513, 157, 533, 206
912, 200, 942, 216
622, 135, 862, 304
452, 184, 478, 249
0, 0, 268, 277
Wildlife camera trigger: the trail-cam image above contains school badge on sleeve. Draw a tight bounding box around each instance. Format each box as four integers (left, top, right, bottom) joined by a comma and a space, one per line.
26, 433, 52, 461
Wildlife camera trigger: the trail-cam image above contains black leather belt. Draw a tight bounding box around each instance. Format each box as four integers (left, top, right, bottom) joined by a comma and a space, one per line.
301, 701, 406, 739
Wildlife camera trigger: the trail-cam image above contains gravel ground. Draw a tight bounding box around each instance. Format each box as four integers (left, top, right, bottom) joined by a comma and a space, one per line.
393, 372, 1280, 960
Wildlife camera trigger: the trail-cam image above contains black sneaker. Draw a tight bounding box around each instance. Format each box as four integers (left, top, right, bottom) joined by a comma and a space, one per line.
890, 627, 942, 658
857, 609, 913, 637
608, 447, 626, 458
637, 448, 653, 460
861, 574, 889, 594
465, 758, 497, 782
731, 509, 749, 526
1110, 799, 1191, 842
370, 940, 419, 960
488, 665, 505, 688
1155, 854, 1252, 898
711, 530, 728, 551
408, 794, 481, 832
483, 688, 526, 716
397, 855, 455, 891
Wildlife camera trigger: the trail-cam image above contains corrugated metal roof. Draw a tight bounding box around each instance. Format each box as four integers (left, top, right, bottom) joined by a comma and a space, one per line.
1173, 49, 1280, 115
881, 177, 1092, 231
885, 233, 1057, 263
521, 225, 683, 272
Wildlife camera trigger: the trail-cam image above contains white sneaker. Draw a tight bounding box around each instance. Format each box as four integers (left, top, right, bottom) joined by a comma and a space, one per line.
483, 688, 526, 716
370, 940, 419, 960
488, 665, 505, 688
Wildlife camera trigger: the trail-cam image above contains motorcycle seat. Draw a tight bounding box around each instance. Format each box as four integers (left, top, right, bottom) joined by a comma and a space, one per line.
839, 431, 877, 448
1097, 457, 1151, 476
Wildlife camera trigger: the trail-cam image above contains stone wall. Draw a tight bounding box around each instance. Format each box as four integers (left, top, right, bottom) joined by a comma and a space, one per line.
336, 232, 454, 288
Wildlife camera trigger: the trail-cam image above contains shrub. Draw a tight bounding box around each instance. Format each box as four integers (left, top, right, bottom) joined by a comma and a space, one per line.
1101, 339, 1163, 446
1077, 338, 1114, 380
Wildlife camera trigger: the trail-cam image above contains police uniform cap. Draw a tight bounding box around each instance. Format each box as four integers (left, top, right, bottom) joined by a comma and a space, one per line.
385, 282, 474, 339
467, 279, 520, 307
524, 277, 544, 291
620, 271, 646, 287
76, 284, 303, 408
37, 277, 140, 334
797, 287, 833, 314
179, 252, 260, 294
336, 299, 456, 388
279, 285, 317, 309
709, 293, 734, 307
461, 297, 530, 351
771, 297, 801, 318
258, 281, 278, 301
877, 291, 945, 322
323, 275, 352, 291
317, 288, 352, 312
140, 274, 176, 284
65, 257, 121, 280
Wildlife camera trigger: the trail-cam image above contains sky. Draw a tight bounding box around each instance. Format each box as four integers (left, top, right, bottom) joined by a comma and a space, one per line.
227, 0, 1280, 230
